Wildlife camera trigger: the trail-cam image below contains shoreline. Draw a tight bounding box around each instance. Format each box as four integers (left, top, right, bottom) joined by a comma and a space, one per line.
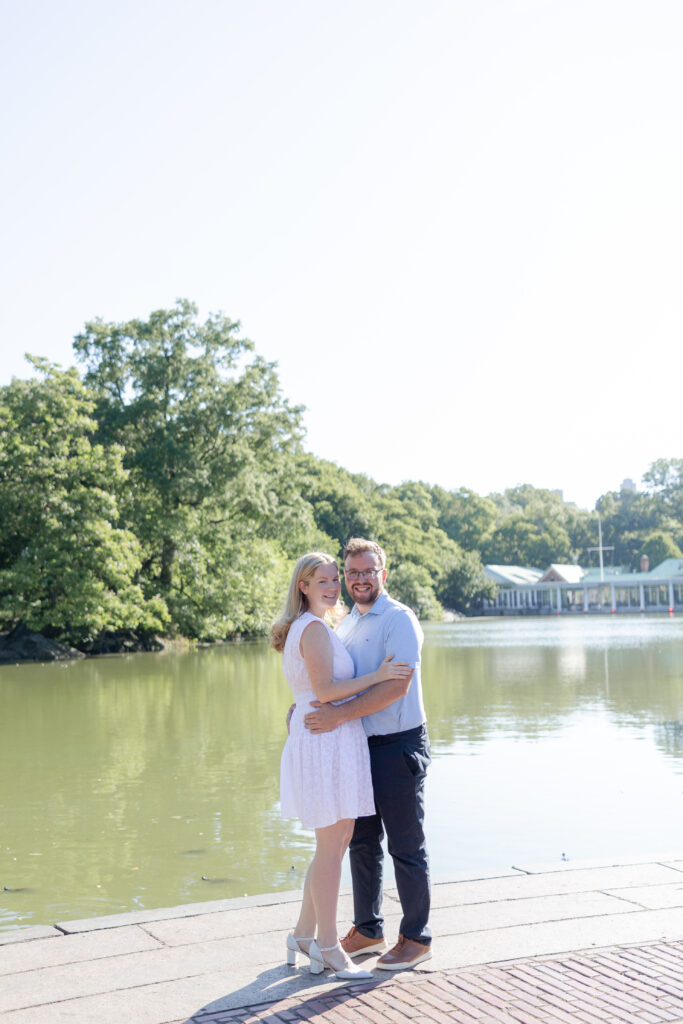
3, 853, 683, 1023
4, 850, 683, 941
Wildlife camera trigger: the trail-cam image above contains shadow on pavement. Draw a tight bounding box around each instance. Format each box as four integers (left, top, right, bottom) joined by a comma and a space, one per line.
182, 961, 392, 1023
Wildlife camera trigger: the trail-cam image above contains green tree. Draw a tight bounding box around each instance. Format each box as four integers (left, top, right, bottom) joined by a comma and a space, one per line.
73, 300, 305, 638
432, 485, 497, 553
0, 360, 166, 644
438, 548, 496, 612
482, 514, 543, 566
373, 482, 450, 573
562, 504, 597, 563
643, 458, 683, 512
640, 531, 683, 569
369, 481, 493, 615
388, 563, 443, 620
294, 455, 376, 552
642, 458, 683, 547
596, 489, 669, 569
299, 468, 494, 616
371, 482, 454, 616
482, 484, 592, 566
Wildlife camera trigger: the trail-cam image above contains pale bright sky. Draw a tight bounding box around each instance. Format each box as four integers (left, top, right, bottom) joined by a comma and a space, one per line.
2, 0, 682, 510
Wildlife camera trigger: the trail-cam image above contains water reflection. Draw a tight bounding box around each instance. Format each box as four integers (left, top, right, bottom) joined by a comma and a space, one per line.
653, 720, 683, 759
422, 616, 683, 877
424, 617, 683, 746
0, 644, 302, 930
2, 616, 683, 930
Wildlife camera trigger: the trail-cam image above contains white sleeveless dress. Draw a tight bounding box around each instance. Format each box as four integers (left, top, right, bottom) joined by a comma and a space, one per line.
279, 612, 375, 829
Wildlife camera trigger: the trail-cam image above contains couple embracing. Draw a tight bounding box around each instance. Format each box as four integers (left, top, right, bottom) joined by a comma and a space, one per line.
270, 537, 432, 980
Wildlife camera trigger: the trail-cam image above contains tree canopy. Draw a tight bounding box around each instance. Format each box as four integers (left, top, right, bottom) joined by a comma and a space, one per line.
1, 300, 682, 648
0, 360, 166, 643
70, 300, 319, 639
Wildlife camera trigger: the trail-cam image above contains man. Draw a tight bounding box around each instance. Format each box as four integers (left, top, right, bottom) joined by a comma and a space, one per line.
304, 537, 432, 971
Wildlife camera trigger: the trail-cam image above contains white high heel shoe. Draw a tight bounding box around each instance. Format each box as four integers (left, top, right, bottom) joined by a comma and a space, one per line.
309, 939, 374, 980
286, 932, 314, 966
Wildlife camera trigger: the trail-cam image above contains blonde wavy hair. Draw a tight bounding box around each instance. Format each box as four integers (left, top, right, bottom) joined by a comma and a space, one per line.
270, 551, 339, 652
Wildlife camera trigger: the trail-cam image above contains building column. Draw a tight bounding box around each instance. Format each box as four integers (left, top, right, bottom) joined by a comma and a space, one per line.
639, 583, 645, 611
584, 587, 589, 612
669, 581, 674, 612
556, 586, 561, 613
611, 584, 616, 613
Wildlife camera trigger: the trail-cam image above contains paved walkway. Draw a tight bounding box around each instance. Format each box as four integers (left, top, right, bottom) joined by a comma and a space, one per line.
3, 856, 683, 1023
199, 942, 683, 1024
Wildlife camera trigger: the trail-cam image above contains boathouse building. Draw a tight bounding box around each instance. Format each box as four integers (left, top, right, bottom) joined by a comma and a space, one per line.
483, 558, 683, 615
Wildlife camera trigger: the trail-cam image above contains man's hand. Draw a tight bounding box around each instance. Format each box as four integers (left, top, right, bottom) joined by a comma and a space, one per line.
304, 701, 343, 733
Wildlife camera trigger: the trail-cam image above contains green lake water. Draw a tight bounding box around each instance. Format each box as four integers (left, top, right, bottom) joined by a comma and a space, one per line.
2, 615, 683, 931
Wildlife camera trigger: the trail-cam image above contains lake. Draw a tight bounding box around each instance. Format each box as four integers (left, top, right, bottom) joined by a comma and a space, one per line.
2, 615, 683, 931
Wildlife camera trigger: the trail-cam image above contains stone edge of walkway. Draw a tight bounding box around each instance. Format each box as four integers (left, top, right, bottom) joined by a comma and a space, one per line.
3, 850, 683, 946
1, 865, 532, 943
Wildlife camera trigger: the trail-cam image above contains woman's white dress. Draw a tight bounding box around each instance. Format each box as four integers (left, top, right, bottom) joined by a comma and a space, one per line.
280, 612, 375, 829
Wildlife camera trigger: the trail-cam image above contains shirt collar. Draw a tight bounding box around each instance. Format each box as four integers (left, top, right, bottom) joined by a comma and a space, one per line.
351, 590, 389, 617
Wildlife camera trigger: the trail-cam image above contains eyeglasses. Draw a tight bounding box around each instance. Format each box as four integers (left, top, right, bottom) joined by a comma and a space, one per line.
345, 569, 383, 581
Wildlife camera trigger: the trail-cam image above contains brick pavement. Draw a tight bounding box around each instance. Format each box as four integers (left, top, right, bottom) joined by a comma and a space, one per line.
186, 939, 683, 1024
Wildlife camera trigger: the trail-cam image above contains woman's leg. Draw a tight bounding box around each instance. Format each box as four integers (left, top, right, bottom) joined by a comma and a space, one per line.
310, 818, 355, 952
293, 861, 316, 949
293, 818, 354, 950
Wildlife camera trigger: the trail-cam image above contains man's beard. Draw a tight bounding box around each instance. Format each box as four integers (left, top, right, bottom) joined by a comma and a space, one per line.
349, 579, 381, 606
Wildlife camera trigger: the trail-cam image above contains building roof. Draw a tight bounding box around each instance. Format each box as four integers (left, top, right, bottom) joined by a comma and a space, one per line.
581, 559, 683, 584
648, 558, 683, 579
484, 565, 544, 586
540, 564, 585, 584
485, 558, 683, 588
581, 566, 629, 581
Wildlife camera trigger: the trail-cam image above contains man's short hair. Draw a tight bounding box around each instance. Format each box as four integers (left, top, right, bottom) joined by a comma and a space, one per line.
343, 537, 386, 569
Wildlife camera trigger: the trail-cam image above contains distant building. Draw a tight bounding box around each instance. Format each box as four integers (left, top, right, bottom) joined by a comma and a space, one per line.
539, 564, 585, 584
620, 478, 637, 493
485, 566, 544, 587
483, 559, 683, 615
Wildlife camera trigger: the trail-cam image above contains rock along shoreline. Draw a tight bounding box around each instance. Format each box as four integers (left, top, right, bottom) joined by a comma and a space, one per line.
0, 623, 165, 664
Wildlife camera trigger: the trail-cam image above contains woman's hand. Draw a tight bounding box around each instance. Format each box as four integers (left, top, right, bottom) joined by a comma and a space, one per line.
375, 655, 413, 684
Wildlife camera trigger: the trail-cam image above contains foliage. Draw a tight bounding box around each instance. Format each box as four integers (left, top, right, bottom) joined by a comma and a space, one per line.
296, 470, 495, 615
0, 360, 166, 643
643, 457, 683, 511
72, 300, 306, 637
642, 459, 683, 548
169, 528, 292, 639
293, 454, 376, 555
4, 301, 683, 641
596, 488, 674, 569
388, 563, 443, 620
640, 531, 683, 569
372, 482, 494, 613
432, 485, 497, 552
438, 547, 496, 611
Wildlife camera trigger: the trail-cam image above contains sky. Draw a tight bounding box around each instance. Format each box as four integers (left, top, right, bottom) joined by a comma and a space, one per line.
2, 0, 683, 511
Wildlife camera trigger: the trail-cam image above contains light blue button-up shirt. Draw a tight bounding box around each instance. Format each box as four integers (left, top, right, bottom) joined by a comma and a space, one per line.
335, 591, 426, 737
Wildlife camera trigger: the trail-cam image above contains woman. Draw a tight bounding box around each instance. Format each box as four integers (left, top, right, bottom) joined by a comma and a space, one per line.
271, 551, 411, 980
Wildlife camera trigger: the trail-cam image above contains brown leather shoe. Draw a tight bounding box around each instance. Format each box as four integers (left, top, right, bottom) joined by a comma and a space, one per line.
375, 934, 432, 971
340, 925, 387, 958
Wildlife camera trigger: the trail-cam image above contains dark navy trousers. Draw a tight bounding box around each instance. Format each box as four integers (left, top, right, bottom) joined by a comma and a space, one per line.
349, 724, 432, 945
